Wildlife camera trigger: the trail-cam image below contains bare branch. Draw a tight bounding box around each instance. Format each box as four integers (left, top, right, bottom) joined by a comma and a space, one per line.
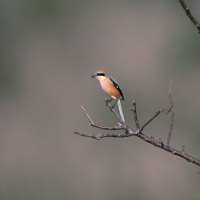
74, 109, 200, 166
75, 83, 200, 167
178, 0, 200, 33
130, 100, 140, 129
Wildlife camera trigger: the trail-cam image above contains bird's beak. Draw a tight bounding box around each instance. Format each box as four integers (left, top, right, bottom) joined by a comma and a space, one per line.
91, 74, 96, 78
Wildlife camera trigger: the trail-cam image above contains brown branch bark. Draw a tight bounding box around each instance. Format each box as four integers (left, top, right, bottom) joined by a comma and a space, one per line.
178, 0, 200, 33
74, 83, 200, 167
74, 105, 200, 167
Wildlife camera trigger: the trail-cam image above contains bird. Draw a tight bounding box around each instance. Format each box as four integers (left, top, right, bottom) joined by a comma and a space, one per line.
91, 69, 125, 123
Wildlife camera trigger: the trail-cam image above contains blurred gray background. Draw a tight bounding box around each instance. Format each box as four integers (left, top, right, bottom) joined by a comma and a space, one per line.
0, 0, 200, 199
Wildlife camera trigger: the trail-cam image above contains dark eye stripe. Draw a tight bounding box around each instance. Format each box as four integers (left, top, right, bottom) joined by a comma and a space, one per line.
97, 73, 105, 76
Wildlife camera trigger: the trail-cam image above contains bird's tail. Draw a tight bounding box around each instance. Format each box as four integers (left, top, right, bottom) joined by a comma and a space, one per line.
117, 100, 125, 123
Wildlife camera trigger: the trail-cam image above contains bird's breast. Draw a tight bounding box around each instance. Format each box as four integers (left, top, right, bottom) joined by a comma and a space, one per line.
99, 78, 121, 100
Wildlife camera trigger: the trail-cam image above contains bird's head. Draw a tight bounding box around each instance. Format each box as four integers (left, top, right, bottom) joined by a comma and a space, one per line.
91, 69, 107, 79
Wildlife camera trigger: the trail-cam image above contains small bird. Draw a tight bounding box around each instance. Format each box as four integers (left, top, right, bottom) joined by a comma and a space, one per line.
91, 69, 125, 123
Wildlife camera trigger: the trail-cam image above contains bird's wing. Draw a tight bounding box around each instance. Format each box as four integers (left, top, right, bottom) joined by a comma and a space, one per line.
108, 75, 125, 101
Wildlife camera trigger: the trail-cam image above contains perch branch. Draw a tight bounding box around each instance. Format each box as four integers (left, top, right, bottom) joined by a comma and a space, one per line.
74, 82, 200, 167
178, 0, 200, 33
74, 106, 200, 166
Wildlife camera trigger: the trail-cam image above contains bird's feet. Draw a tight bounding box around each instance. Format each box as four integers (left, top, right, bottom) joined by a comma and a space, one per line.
105, 98, 113, 106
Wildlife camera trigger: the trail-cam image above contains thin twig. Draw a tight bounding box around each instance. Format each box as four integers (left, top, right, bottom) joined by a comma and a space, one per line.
140, 110, 162, 132
130, 100, 140, 129
80, 105, 123, 130
167, 80, 175, 146
178, 0, 200, 33
80, 105, 94, 125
